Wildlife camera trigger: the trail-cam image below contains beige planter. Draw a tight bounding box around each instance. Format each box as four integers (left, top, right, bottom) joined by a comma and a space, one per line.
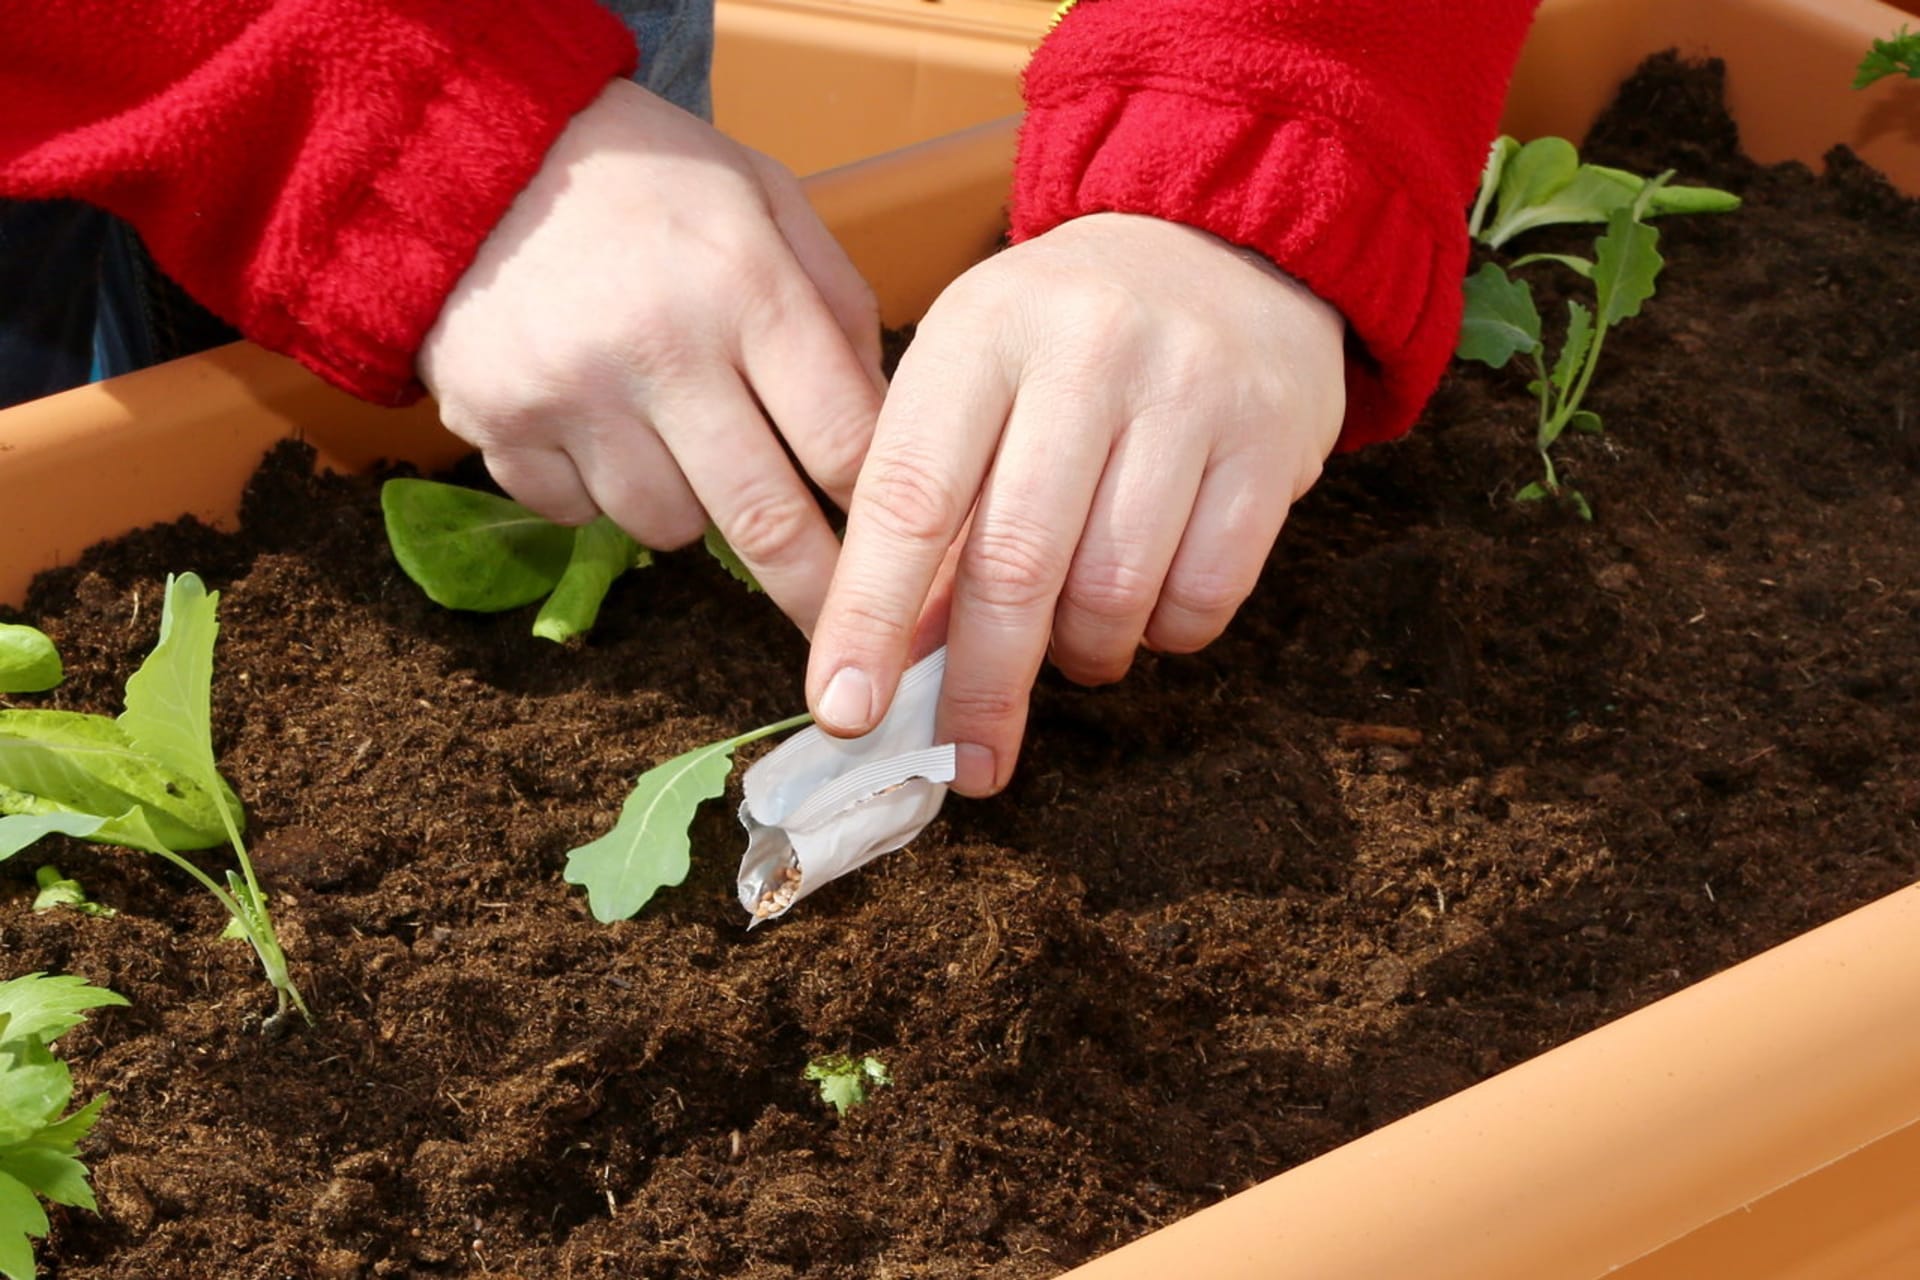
1, 0, 1917, 1275
713, 0, 1053, 175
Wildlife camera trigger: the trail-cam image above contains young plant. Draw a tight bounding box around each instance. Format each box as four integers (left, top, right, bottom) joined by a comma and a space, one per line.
0, 575, 307, 1025
1468, 135, 1739, 251
30, 868, 113, 919
563, 712, 813, 921
0, 972, 126, 1280
0, 629, 60, 696
805, 1053, 891, 1116
382, 478, 762, 641
1854, 26, 1920, 88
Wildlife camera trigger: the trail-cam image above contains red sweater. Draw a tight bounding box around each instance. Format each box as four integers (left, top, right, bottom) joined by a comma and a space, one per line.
0, 0, 1535, 447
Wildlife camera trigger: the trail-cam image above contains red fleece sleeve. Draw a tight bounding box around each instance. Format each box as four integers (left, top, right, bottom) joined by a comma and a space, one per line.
0, 0, 637, 404
1013, 0, 1538, 450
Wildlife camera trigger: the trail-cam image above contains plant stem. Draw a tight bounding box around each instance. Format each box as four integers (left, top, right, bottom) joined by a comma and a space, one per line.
204, 771, 310, 1023
720, 712, 816, 753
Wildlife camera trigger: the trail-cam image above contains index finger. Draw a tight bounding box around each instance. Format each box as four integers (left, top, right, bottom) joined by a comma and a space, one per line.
805, 323, 1013, 737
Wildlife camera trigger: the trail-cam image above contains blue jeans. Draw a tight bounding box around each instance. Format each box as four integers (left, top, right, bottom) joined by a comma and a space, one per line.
0, 0, 715, 409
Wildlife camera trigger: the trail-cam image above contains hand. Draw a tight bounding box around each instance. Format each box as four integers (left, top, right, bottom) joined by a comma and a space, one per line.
806, 212, 1347, 796
418, 78, 884, 635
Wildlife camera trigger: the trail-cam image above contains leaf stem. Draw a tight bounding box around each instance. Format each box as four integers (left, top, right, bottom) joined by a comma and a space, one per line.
719, 712, 816, 753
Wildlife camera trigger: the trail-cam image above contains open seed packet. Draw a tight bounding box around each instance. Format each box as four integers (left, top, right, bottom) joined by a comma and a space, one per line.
736, 647, 956, 925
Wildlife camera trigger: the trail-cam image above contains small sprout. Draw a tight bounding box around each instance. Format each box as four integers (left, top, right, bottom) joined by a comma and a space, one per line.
0, 626, 61, 695
31, 866, 114, 918
1854, 26, 1920, 89
805, 1053, 891, 1116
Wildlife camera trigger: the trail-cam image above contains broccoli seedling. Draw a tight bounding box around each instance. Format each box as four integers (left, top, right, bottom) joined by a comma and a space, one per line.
0, 972, 125, 1280
1855, 26, 1920, 89
805, 1053, 891, 1116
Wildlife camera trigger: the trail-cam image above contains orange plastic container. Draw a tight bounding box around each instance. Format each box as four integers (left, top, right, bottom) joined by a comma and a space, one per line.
712, 0, 1053, 174
2, 1, 1917, 1275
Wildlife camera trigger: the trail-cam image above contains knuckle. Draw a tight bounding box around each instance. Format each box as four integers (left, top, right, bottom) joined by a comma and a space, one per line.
1155, 565, 1254, 641
1052, 642, 1134, 688
858, 455, 965, 547
721, 484, 817, 567
962, 515, 1064, 614
1061, 555, 1160, 625
940, 678, 1026, 732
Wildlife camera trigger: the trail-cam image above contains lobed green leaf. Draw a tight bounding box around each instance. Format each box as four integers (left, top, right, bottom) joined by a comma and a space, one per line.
1457, 263, 1542, 367
563, 738, 742, 922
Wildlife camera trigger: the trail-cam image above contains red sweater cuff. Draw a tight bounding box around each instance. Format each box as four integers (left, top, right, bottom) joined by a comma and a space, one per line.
1011, 2, 1533, 450
245, 3, 638, 404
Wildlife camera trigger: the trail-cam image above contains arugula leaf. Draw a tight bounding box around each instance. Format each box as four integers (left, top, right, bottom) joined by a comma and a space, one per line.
703, 528, 764, 594
381, 479, 575, 611
805, 1053, 892, 1116
532, 518, 650, 644
1549, 301, 1595, 396
564, 712, 813, 922
0, 630, 60, 696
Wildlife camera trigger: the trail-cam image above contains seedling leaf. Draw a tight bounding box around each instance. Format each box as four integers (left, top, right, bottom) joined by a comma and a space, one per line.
532, 518, 650, 644
381, 479, 574, 611
1509, 252, 1594, 279
0, 714, 230, 852
0, 976, 119, 1280
564, 712, 813, 921
1466, 135, 1519, 241
1550, 302, 1595, 395
563, 739, 740, 922
0, 975, 126, 1049
0, 629, 60, 695
31, 867, 112, 918
805, 1053, 892, 1116
1592, 194, 1664, 328
1515, 482, 1551, 503
1457, 263, 1541, 367
703, 528, 764, 594
1854, 26, 1920, 89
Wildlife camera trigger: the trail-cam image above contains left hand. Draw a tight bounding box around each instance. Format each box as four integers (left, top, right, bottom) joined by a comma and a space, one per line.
805, 212, 1348, 796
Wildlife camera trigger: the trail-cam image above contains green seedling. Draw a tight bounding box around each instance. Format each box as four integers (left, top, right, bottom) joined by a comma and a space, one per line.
0, 972, 126, 1280
0, 575, 306, 1025
563, 712, 812, 921
0, 629, 60, 696
1467, 135, 1738, 251
805, 1053, 891, 1116
1855, 26, 1920, 88
29, 868, 112, 919
382, 478, 763, 642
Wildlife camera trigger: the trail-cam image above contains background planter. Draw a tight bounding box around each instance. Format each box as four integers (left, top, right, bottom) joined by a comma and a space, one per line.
1, 0, 1918, 1276
713, 0, 1052, 174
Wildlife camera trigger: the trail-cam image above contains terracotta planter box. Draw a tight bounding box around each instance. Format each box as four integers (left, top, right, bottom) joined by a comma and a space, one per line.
3, 0, 1918, 1275
713, 0, 1053, 175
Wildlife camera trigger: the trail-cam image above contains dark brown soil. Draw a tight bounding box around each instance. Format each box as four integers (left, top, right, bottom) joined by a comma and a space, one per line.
7, 55, 1919, 1279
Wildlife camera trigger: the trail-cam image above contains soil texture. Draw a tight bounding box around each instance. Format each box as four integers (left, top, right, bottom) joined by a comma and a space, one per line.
7, 55, 1920, 1279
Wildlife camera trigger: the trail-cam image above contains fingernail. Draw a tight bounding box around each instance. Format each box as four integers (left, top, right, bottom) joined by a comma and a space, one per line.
953, 743, 997, 796
817, 666, 875, 734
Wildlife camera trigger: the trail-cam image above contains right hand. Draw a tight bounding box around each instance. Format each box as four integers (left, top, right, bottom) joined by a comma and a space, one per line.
418, 78, 884, 635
